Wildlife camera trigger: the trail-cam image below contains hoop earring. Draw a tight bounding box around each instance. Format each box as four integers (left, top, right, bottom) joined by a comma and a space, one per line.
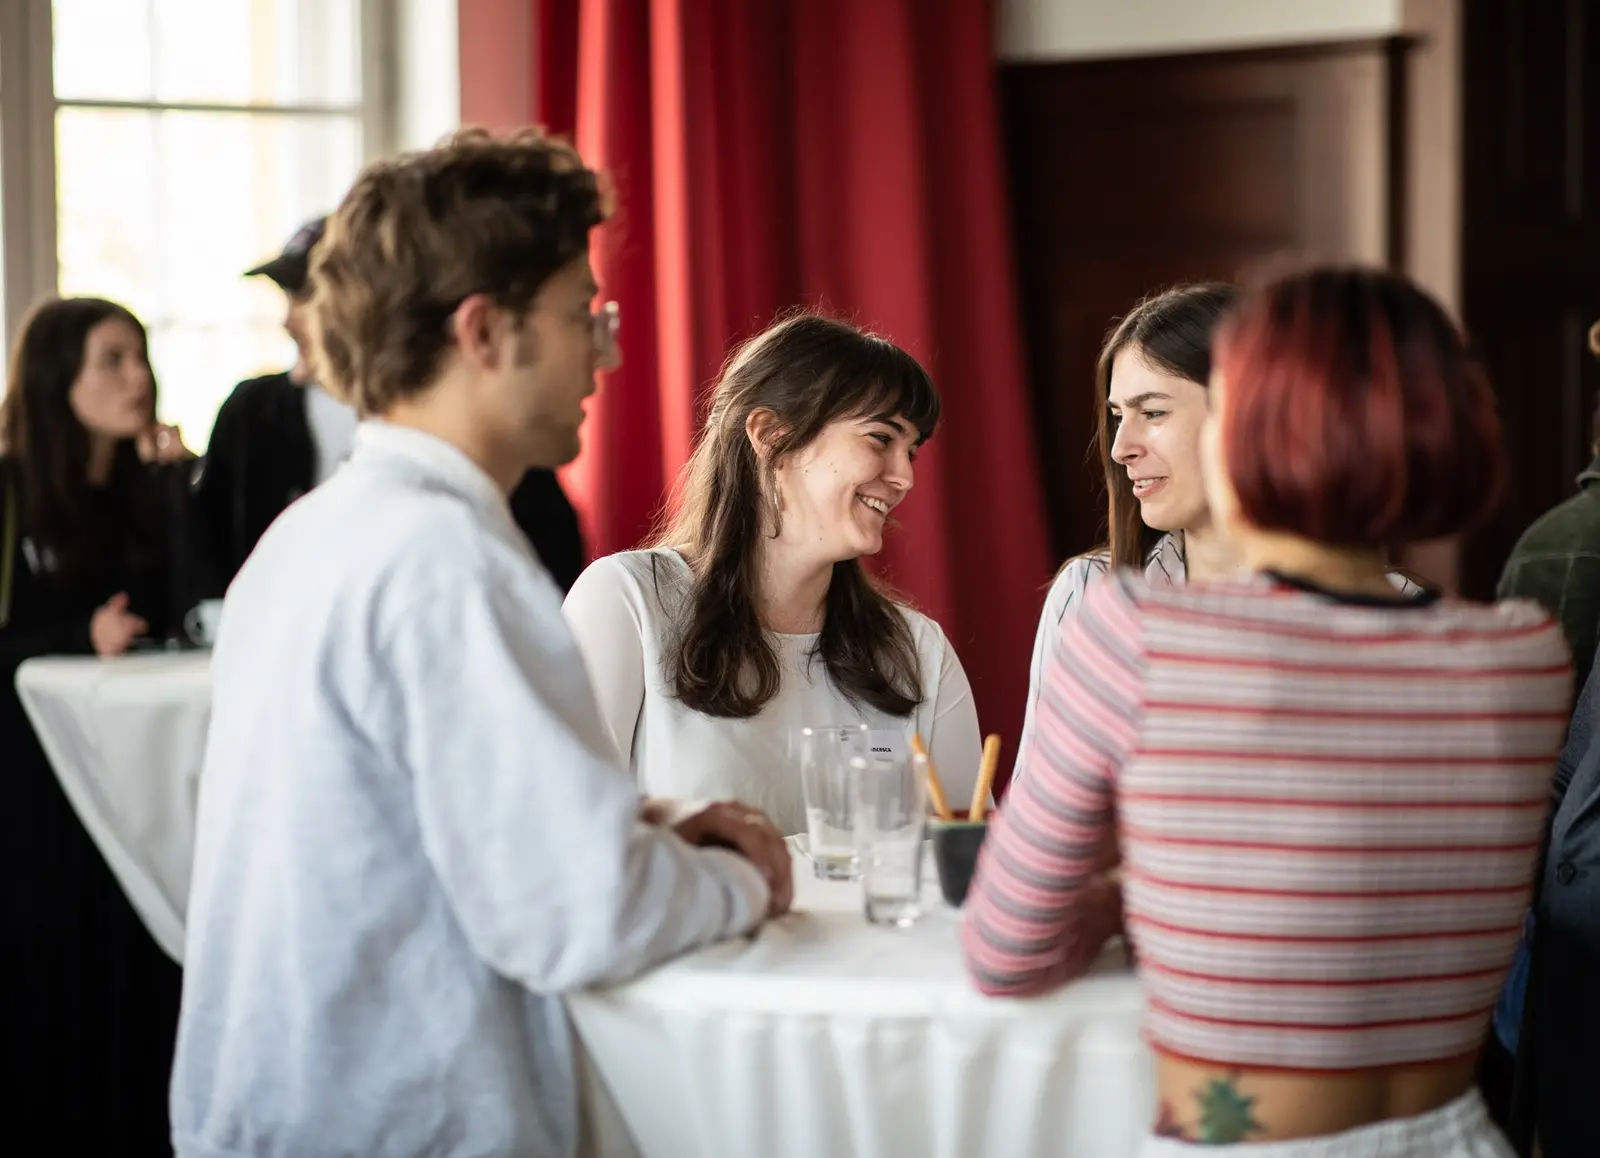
770, 479, 784, 514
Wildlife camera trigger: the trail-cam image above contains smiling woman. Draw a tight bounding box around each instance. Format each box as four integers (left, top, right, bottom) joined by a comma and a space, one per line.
1013, 282, 1425, 785
562, 312, 983, 834
1013, 284, 1236, 781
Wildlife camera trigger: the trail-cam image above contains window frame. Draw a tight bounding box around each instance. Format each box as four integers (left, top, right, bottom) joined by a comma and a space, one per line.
0, 0, 397, 349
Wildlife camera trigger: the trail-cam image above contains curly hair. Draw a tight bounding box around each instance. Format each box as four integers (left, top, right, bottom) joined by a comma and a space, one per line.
308, 126, 609, 415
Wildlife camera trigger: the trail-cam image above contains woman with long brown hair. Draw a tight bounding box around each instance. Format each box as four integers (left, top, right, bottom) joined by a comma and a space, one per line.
564, 312, 981, 834
1015, 283, 1422, 781
0, 296, 189, 1153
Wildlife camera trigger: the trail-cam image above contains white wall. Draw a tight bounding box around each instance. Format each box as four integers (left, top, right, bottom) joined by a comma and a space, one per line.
998, 0, 1404, 61
394, 0, 461, 150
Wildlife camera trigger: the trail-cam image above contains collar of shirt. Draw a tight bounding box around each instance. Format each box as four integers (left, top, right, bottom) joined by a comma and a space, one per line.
1578, 452, 1600, 490
1145, 531, 1187, 586
349, 421, 514, 530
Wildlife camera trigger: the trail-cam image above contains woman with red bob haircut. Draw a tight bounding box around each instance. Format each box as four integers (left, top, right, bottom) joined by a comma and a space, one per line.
964, 267, 1572, 1157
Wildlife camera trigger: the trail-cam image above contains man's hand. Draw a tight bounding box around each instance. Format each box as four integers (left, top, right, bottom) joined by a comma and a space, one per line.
665, 800, 794, 919
639, 797, 697, 829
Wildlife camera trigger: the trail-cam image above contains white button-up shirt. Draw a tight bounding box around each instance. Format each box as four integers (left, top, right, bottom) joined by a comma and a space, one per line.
172, 422, 767, 1158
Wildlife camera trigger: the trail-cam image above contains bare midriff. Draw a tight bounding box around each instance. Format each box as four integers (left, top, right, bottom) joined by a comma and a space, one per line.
1150, 1047, 1481, 1145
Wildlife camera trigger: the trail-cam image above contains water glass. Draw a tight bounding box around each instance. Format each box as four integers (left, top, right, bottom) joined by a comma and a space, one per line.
854, 751, 927, 926
793, 724, 871, 880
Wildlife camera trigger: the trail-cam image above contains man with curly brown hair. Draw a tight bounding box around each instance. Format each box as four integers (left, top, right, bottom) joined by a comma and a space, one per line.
170, 129, 792, 1158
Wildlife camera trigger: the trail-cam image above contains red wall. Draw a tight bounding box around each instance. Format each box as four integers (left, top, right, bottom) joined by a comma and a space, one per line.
457, 0, 534, 129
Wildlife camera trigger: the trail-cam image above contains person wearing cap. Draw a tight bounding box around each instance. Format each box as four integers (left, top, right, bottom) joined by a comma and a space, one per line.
191, 217, 588, 596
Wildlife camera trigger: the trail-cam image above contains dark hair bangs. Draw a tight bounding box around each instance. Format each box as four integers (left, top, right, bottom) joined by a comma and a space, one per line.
835, 342, 941, 442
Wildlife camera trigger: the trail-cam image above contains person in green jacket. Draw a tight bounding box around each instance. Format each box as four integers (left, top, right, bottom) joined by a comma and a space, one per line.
1497, 322, 1600, 695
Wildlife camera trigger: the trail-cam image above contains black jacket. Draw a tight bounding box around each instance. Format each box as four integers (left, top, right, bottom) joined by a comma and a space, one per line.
191, 372, 587, 595
0, 456, 173, 668
1507, 649, 1600, 1157
0, 466, 185, 1153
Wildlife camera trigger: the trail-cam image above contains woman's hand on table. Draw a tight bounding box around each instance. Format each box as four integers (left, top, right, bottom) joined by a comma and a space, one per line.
90, 592, 148, 656
648, 798, 794, 918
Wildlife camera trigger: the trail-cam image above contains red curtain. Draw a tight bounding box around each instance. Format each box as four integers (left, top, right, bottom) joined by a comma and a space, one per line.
533, 0, 1050, 787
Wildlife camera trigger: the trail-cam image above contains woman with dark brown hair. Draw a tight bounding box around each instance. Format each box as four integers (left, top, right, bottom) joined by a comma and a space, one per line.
1014, 283, 1423, 782
564, 312, 982, 834
0, 296, 189, 1153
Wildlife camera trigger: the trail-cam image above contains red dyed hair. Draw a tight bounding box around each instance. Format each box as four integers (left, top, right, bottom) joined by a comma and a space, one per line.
1213, 267, 1504, 548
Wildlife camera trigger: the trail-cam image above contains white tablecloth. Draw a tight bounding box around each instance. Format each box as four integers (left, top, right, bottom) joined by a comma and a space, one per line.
570, 849, 1155, 1158
15, 651, 210, 963
14, 655, 1156, 1155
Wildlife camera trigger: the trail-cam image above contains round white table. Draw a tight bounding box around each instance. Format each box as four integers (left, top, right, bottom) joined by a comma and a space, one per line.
15, 651, 210, 963
14, 655, 1156, 1155
569, 848, 1155, 1158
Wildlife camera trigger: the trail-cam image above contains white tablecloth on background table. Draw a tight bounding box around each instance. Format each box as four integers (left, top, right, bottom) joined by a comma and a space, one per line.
10, 652, 643, 1157
570, 847, 1155, 1158
15, 651, 210, 963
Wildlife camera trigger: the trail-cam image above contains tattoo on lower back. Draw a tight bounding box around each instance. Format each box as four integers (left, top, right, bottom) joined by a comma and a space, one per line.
1195, 1074, 1264, 1144
1155, 1100, 1190, 1139
1153, 1074, 1265, 1145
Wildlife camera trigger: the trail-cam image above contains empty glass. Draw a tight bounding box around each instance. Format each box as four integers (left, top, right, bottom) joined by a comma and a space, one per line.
854, 751, 927, 926
793, 724, 871, 880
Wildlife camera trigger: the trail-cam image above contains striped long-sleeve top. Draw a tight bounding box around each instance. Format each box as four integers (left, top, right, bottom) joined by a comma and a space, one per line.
1013, 534, 1424, 788
962, 570, 1572, 1072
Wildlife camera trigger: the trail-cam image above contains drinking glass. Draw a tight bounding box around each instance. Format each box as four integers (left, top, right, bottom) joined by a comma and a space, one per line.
793, 724, 870, 880
854, 750, 927, 926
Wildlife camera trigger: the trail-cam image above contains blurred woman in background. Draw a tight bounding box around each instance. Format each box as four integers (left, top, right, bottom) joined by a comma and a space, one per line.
0, 296, 188, 1154
966, 268, 1568, 1156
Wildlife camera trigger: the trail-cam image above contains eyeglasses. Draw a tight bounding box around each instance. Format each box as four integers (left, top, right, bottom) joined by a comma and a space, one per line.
593, 300, 620, 359
440, 296, 620, 362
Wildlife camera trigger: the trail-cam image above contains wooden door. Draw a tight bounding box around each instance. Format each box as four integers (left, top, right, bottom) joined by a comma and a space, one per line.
1002, 41, 1405, 561
1458, 0, 1600, 598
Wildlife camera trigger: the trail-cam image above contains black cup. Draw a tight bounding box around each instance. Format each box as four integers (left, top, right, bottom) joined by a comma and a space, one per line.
930, 819, 988, 907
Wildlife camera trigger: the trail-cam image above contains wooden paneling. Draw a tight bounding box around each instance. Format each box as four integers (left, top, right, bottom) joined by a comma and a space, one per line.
1459, 0, 1600, 598
1002, 42, 1404, 561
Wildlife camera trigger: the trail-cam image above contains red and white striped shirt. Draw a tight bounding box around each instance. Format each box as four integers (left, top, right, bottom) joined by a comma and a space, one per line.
962, 571, 1571, 1071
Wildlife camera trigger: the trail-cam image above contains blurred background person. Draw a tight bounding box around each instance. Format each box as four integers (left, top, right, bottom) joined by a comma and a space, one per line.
1493, 323, 1600, 693
192, 218, 589, 595
1479, 324, 1600, 1139
1506, 640, 1600, 1158
0, 296, 189, 1154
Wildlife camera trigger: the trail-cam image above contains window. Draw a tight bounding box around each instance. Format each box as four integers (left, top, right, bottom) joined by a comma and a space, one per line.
1, 0, 394, 449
